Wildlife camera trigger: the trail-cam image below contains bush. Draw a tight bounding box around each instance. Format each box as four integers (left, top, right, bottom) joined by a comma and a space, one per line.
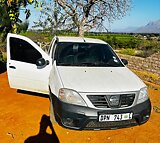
136, 50, 157, 58
119, 48, 136, 56
0, 51, 7, 62
86, 34, 141, 49
136, 41, 160, 57
2, 52, 7, 62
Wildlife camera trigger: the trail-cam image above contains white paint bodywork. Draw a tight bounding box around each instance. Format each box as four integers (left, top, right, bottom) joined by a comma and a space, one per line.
56, 66, 145, 93
56, 36, 106, 44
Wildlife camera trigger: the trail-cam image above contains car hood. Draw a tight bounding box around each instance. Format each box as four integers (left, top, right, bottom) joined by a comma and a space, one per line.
57, 66, 145, 93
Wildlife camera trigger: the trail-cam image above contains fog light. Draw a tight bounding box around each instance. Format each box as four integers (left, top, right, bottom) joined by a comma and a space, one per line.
62, 118, 75, 127
143, 115, 150, 121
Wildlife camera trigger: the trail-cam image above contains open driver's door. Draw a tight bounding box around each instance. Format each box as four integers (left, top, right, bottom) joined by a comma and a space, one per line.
7, 33, 52, 94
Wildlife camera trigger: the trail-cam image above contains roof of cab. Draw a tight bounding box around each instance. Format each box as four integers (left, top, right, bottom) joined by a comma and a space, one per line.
56, 36, 106, 44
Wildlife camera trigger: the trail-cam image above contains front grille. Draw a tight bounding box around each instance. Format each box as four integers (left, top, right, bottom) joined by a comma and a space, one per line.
87, 95, 109, 108
85, 119, 137, 129
87, 94, 135, 108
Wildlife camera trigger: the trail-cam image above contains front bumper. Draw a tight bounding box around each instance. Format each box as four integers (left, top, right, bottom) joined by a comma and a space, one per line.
51, 93, 151, 130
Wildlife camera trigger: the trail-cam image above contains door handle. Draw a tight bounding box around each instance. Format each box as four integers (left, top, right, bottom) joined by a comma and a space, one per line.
9, 66, 16, 69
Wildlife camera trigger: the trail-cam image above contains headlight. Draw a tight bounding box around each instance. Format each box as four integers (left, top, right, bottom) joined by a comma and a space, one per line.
58, 88, 87, 106
137, 87, 149, 104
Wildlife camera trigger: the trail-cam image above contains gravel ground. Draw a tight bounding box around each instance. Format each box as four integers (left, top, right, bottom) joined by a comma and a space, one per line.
0, 72, 160, 143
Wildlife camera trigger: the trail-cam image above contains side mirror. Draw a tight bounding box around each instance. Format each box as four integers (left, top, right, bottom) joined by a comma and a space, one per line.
36, 58, 49, 69
121, 59, 128, 65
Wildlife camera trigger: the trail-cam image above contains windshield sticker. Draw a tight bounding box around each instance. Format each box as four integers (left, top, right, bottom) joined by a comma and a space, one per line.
113, 56, 118, 62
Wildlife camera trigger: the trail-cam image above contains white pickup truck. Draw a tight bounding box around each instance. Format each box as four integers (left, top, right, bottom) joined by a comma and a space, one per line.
7, 33, 151, 130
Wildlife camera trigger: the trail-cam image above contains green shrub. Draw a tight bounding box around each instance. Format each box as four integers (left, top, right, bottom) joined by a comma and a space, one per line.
0, 52, 7, 62
0, 51, 3, 61
86, 34, 140, 49
119, 48, 136, 56
136, 50, 157, 58
2, 52, 7, 62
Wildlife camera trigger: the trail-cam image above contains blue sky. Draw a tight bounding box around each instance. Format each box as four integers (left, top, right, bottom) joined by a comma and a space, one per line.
21, 0, 160, 31
108, 0, 160, 31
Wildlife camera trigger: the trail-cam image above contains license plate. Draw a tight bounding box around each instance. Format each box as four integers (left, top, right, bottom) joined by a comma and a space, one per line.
99, 113, 133, 122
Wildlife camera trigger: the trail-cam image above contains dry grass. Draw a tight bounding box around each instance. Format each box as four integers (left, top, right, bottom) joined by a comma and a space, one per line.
132, 69, 160, 90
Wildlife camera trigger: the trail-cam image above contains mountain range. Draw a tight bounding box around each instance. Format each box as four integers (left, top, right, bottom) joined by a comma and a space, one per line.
112, 19, 160, 33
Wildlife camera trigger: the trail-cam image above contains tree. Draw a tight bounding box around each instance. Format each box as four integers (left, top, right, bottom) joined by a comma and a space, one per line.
55, 0, 132, 36
0, 1, 11, 39
33, 1, 68, 34
0, 0, 40, 40
17, 20, 29, 33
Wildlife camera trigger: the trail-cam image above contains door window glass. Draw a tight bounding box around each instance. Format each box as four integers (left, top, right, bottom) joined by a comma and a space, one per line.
10, 37, 42, 64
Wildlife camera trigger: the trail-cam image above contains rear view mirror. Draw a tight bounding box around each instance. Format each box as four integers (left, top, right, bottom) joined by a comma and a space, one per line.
121, 59, 128, 65
36, 58, 49, 69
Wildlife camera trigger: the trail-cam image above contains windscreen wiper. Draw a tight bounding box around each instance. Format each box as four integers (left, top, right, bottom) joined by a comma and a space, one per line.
58, 63, 73, 66
79, 62, 98, 66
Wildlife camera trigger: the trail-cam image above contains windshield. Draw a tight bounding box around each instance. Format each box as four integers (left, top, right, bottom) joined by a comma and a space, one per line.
55, 42, 124, 67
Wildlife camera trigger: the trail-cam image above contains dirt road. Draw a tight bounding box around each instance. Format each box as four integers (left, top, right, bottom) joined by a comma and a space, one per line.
0, 72, 160, 143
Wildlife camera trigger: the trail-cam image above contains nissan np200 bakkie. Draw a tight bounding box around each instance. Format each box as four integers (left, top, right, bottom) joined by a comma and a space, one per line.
7, 33, 151, 130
